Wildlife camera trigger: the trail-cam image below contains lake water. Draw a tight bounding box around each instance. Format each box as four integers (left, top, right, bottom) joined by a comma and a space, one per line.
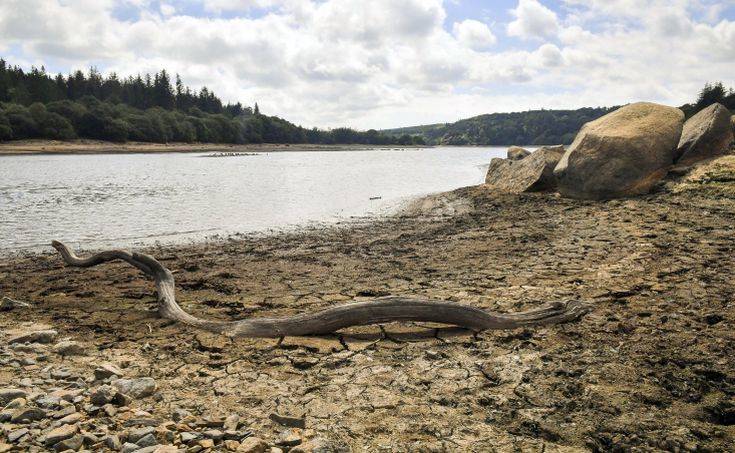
0, 146, 505, 253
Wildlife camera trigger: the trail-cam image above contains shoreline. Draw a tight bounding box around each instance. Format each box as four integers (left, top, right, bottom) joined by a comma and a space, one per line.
1, 179, 734, 450
0, 140, 431, 156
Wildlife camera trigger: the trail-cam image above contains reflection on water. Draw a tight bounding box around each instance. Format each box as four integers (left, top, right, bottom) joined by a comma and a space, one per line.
0, 147, 504, 252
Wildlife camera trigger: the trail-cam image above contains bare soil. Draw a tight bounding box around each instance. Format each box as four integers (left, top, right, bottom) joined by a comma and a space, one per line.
1, 159, 734, 452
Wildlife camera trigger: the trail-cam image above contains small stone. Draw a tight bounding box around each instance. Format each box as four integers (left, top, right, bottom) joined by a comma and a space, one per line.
0, 296, 31, 311
56, 412, 82, 426
223, 414, 239, 431
10, 406, 46, 423
269, 448, 284, 453
180, 432, 199, 444
52, 340, 86, 356
198, 439, 215, 448
276, 429, 302, 447
269, 413, 306, 429
136, 433, 159, 448
203, 429, 224, 441
44, 424, 78, 446
4, 397, 26, 409
113, 378, 157, 399
35, 395, 62, 409
8, 428, 29, 443
102, 403, 117, 416
237, 437, 268, 453
121, 442, 140, 453
224, 440, 240, 451
54, 434, 83, 452
0, 389, 28, 405
171, 408, 191, 422
90, 385, 116, 406
129, 427, 156, 443
94, 363, 125, 380
104, 434, 122, 450
8, 329, 58, 344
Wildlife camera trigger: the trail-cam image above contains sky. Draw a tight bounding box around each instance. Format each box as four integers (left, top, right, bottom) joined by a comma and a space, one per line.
0, 0, 734, 130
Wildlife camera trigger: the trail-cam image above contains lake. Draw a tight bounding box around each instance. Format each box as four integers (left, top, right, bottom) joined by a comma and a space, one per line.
0, 146, 505, 253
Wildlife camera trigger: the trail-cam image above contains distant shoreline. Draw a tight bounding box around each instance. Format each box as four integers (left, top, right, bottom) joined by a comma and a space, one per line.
0, 140, 431, 156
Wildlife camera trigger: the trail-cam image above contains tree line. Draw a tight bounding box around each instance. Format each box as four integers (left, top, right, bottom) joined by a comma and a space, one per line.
0, 58, 424, 145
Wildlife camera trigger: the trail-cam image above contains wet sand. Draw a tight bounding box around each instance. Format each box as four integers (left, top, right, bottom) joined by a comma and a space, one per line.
1, 161, 734, 451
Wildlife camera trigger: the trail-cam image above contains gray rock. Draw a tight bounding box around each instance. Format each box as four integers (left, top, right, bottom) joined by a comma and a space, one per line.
112, 378, 156, 399
52, 341, 86, 356
180, 432, 199, 443
269, 412, 306, 429
135, 433, 158, 448
44, 423, 78, 446
203, 429, 224, 441
128, 427, 155, 443
4, 397, 26, 409
223, 414, 239, 431
0, 389, 28, 405
676, 103, 734, 166
104, 434, 122, 450
555, 102, 684, 199
94, 363, 124, 381
8, 428, 29, 443
276, 428, 302, 447
507, 146, 531, 161
54, 434, 83, 452
8, 329, 58, 344
237, 437, 268, 453
10, 406, 46, 423
56, 412, 82, 426
89, 385, 116, 406
0, 296, 31, 311
121, 442, 140, 453
485, 145, 566, 193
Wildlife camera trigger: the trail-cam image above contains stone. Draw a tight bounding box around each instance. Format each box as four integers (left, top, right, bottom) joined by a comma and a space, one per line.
507, 146, 531, 161
54, 434, 83, 452
676, 103, 734, 166
52, 341, 86, 356
112, 378, 157, 399
485, 145, 566, 193
198, 439, 215, 448
555, 102, 684, 199
4, 397, 26, 409
223, 414, 239, 431
44, 424, 78, 446
128, 427, 156, 443
180, 432, 199, 443
94, 363, 125, 380
105, 434, 122, 450
136, 433, 159, 448
121, 442, 140, 453
8, 329, 58, 344
237, 437, 268, 453
224, 440, 241, 451
8, 428, 29, 443
203, 429, 224, 441
10, 406, 46, 423
276, 429, 302, 447
269, 412, 306, 429
56, 412, 82, 426
90, 385, 116, 406
0, 296, 31, 311
0, 389, 28, 406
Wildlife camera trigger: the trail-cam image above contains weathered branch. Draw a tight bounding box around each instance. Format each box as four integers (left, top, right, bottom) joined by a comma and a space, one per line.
51, 240, 590, 338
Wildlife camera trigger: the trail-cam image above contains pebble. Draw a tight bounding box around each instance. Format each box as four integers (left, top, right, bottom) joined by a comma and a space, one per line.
121, 442, 140, 453
4, 397, 26, 409
237, 437, 268, 453
44, 423, 78, 446
94, 363, 124, 380
113, 377, 157, 399
269, 412, 306, 429
136, 433, 159, 448
54, 434, 83, 451
8, 329, 58, 344
104, 434, 122, 450
203, 429, 224, 441
224, 439, 240, 451
0, 389, 28, 405
10, 406, 46, 423
180, 432, 199, 443
7, 428, 29, 443
0, 296, 31, 311
276, 429, 302, 447
198, 439, 215, 448
129, 427, 156, 443
56, 412, 82, 426
223, 414, 239, 431
89, 385, 116, 406
52, 340, 86, 356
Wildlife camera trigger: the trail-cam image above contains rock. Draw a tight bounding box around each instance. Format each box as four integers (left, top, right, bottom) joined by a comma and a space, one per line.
7, 329, 57, 344
223, 414, 239, 431
7, 428, 29, 443
94, 363, 125, 380
180, 432, 199, 443
104, 434, 122, 450
198, 439, 215, 448
0, 389, 28, 406
507, 146, 531, 161
485, 145, 566, 193
224, 440, 241, 451
121, 442, 140, 453
44, 423, 78, 446
128, 427, 156, 443
56, 412, 82, 426
136, 433, 159, 448
676, 103, 734, 166
0, 296, 31, 311
4, 397, 26, 409
555, 102, 684, 199
90, 385, 116, 406
269, 412, 306, 429
52, 340, 86, 356
113, 378, 157, 399
237, 437, 268, 453
276, 428, 302, 447
10, 406, 46, 423
54, 434, 83, 451
203, 429, 224, 441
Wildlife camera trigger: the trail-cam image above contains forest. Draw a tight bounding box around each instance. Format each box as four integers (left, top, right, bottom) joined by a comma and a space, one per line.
0, 59, 423, 145
384, 82, 735, 146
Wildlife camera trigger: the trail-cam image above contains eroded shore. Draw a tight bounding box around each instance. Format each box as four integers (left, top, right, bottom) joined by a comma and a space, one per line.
1, 168, 734, 452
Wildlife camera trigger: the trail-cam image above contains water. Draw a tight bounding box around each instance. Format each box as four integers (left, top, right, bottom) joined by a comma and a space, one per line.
0, 146, 505, 253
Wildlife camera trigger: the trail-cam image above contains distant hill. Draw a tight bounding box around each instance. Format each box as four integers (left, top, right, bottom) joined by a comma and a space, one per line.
383, 107, 618, 146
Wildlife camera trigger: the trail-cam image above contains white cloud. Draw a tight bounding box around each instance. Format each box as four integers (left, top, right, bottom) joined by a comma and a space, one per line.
507, 0, 559, 40
453, 19, 497, 51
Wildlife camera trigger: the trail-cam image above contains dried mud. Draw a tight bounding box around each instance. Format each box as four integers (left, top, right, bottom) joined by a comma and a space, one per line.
1, 170, 735, 452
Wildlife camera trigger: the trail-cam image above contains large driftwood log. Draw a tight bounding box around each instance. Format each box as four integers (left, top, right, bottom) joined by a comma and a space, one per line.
52, 240, 590, 338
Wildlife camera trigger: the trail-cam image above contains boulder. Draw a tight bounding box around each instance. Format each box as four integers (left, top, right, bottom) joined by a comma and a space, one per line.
507, 146, 531, 161
484, 146, 566, 193
554, 102, 684, 200
676, 103, 734, 166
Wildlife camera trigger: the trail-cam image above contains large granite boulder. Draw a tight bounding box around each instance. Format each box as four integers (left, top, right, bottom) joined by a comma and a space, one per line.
675, 103, 734, 166
554, 102, 684, 200
484, 145, 565, 193
507, 146, 531, 161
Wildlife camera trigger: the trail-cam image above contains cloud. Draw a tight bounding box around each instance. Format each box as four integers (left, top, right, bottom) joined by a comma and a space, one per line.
507, 0, 559, 40
453, 19, 497, 51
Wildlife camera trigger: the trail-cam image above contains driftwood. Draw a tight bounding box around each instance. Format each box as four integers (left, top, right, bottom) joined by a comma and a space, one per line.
52, 240, 590, 338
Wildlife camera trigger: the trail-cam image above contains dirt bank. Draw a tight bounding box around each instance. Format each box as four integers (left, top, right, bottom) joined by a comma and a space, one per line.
0, 140, 425, 156
1, 165, 734, 452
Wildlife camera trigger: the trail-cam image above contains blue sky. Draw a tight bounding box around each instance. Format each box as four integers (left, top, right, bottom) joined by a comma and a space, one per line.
1, 0, 734, 129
